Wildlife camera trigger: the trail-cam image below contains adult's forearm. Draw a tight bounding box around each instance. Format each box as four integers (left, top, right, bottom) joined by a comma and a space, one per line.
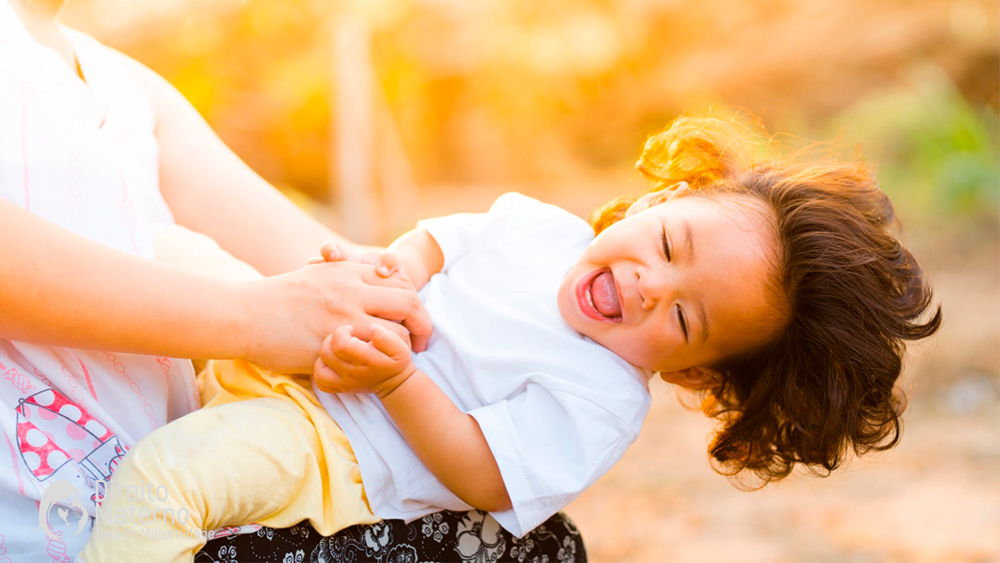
115, 49, 347, 276
0, 199, 248, 360
157, 129, 345, 276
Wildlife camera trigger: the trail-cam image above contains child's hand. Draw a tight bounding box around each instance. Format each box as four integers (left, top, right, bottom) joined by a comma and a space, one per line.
313, 241, 404, 280
308, 240, 381, 266
315, 324, 417, 398
371, 250, 402, 279
310, 242, 428, 353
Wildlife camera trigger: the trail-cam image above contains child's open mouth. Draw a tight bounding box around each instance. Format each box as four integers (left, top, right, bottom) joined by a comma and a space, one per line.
578, 268, 623, 322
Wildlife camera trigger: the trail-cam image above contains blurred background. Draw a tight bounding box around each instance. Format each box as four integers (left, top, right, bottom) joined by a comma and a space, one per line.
63, 0, 998, 561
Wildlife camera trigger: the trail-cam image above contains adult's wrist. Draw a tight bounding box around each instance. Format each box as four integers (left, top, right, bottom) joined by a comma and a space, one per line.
220, 278, 268, 364
150, 273, 252, 362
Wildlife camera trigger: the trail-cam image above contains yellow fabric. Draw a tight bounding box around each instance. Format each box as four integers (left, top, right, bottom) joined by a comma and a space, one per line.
196, 360, 379, 532
79, 226, 378, 562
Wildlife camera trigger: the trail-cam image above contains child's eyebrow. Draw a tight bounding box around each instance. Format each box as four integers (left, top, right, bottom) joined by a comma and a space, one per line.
683, 219, 710, 343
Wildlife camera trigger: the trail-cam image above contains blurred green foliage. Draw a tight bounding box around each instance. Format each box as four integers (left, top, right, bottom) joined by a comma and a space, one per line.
829, 64, 999, 223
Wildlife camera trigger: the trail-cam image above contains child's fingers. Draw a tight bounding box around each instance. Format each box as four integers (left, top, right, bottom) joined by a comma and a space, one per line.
319, 327, 350, 368
320, 332, 335, 352
328, 326, 372, 364
319, 240, 342, 261
332, 324, 354, 344
375, 250, 401, 278
320, 240, 360, 262
327, 324, 368, 360
368, 324, 410, 360
330, 325, 398, 369
313, 356, 345, 393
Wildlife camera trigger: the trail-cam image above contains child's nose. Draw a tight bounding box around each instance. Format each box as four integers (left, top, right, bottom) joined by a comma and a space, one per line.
636, 267, 672, 310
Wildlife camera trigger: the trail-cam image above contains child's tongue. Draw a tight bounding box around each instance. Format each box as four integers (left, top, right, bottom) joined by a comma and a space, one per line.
591, 271, 622, 319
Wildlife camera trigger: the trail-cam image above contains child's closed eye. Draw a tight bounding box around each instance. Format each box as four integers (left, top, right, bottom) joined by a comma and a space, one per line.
676, 304, 689, 342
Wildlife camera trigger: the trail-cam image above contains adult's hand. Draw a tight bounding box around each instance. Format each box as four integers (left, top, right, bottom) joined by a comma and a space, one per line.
242, 261, 432, 375
312, 239, 432, 353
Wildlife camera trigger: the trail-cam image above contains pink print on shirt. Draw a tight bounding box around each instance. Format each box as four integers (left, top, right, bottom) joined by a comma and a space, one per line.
2, 362, 35, 395
106, 353, 157, 428
156, 357, 172, 377
3, 432, 26, 496
14, 388, 128, 485
55, 354, 98, 407
37, 503, 71, 563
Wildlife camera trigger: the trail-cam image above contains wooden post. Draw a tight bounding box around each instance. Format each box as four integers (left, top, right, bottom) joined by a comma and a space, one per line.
331, 11, 376, 244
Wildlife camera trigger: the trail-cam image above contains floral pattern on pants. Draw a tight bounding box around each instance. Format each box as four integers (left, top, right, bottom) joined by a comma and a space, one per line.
196, 510, 586, 563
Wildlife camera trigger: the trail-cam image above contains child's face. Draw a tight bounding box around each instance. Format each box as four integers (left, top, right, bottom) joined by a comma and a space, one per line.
558, 186, 783, 386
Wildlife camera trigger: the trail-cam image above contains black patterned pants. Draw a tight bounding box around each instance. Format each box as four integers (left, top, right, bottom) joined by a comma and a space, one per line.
196, 510, 586, 562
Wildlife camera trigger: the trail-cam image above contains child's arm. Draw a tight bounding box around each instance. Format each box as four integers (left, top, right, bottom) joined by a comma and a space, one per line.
317, 324, 512, 513
383, 228, 444, 292
315, 228, 509, 509
319, 228, 443, 293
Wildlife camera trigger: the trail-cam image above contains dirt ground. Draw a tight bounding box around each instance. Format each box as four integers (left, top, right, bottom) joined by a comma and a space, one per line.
405, 183, 1000, 563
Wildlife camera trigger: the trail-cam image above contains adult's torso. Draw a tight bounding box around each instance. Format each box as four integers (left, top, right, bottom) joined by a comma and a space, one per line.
0, 5, 199, 559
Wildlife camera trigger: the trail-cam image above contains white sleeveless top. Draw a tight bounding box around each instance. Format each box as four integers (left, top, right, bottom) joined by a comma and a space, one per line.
0, 3, 199, 559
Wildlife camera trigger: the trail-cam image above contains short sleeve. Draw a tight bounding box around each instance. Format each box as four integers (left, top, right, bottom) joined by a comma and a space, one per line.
467, 380, 640, 536
416, 210, 484, 273
417, 192, 577, 273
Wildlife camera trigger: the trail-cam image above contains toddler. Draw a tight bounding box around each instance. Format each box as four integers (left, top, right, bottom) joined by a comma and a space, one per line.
80, 115, 940, 562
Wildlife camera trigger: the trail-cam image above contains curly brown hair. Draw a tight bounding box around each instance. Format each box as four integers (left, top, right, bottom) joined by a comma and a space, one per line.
591, 114, 942, 486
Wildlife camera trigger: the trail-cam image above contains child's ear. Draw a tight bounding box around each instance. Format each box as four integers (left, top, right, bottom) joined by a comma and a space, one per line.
658, 366, 718, 389
626, 181, 690, 217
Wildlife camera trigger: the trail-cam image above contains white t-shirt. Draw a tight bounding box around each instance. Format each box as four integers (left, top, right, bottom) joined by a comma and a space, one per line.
0, 4, 199, 559
317, 193, 651, 537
